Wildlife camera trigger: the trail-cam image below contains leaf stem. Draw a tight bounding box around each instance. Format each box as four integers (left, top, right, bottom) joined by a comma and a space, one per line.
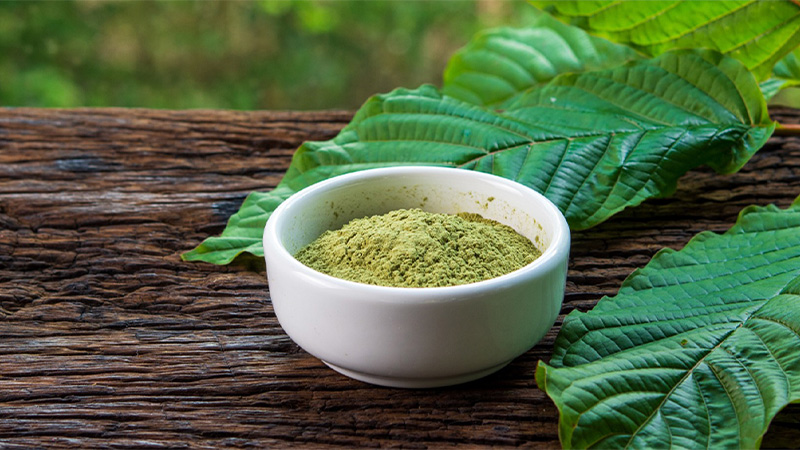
775, 123, 800, 136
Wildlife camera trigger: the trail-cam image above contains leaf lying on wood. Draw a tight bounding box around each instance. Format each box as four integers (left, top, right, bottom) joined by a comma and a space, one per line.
534, 0, 800, 81
537, 197, 800, 449
183, 49, 774, 265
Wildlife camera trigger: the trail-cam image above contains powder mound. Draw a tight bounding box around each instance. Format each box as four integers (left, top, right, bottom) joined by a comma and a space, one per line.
294, 208, 542, 288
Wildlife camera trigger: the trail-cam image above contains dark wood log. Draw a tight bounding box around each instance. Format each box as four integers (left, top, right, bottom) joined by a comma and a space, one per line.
1, 107, 799, 448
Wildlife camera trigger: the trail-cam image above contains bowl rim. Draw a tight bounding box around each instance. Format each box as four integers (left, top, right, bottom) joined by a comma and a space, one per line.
263, 166, 570, 300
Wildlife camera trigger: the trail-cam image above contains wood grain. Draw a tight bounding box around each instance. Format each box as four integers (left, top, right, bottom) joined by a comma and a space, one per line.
1, 107, 799, 448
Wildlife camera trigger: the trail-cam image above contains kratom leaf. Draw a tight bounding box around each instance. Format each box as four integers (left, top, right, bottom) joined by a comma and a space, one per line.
536, 197, 800, 449
535, 0, 800, 81
183, 50, 774, 265
442, 12, 640, 107
762, 48, 800, 100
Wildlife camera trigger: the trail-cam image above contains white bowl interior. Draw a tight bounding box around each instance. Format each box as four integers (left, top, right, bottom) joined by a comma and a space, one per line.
276, 169, 557, 261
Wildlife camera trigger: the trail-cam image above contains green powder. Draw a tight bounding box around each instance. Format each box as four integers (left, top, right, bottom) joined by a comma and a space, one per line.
294, 208, 542, 288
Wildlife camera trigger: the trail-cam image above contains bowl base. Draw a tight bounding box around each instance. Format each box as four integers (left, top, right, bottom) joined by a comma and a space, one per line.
321, 360, 512, 388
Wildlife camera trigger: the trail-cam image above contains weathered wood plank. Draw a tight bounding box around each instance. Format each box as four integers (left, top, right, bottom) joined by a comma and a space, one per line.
1, 107, 799, 448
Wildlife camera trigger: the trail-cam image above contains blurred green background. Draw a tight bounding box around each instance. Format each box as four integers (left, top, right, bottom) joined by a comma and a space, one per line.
0, 0, 539, 110
2, 0, 797, 111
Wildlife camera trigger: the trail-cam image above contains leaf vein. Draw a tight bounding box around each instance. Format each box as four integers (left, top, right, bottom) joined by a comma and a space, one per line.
705, 356, 743, 445
622, 323, 742, 449
642, 1, 757, 47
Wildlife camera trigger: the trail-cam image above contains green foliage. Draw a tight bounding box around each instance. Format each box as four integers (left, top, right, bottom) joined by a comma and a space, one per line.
442, 12, 639, 107
535, 0, 800, 81
536, 197, 800, 449
444, 7, 800, 106
0, 0, 537, 110
183, 50, 774, 265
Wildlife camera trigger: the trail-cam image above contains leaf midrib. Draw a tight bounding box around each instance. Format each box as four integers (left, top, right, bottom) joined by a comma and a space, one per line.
558, 260, 800, 364
569, 323, 741, 449
741, 13, 800, 74
564, 286, 800, 448
629, 1, 756, 48
623, 313, 764, 450
574, 65, 742, 126
601, 1, 681, 35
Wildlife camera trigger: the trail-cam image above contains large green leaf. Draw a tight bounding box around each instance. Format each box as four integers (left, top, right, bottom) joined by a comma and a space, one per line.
535, 0, 800, 81
536, 197, 800, 449
442, 12, 640, 107
183, 50, 773, 265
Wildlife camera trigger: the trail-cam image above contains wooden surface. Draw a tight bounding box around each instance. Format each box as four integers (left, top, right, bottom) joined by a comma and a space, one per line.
1, 107, 800, 448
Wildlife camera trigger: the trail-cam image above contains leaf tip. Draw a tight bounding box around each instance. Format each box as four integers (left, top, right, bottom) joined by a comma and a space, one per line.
534, 359, 549, 392
180, 236, 264, 266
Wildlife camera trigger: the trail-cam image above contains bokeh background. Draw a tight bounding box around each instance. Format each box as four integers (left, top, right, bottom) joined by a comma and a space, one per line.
2, 0, 797, 111
1, 0, 540, 110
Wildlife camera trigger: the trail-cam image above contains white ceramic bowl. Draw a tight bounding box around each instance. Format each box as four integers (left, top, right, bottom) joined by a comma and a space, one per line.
263, 167, 569, 388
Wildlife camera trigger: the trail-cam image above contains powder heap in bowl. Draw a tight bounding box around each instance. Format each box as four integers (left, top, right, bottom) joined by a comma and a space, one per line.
294, 208, 541, 288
